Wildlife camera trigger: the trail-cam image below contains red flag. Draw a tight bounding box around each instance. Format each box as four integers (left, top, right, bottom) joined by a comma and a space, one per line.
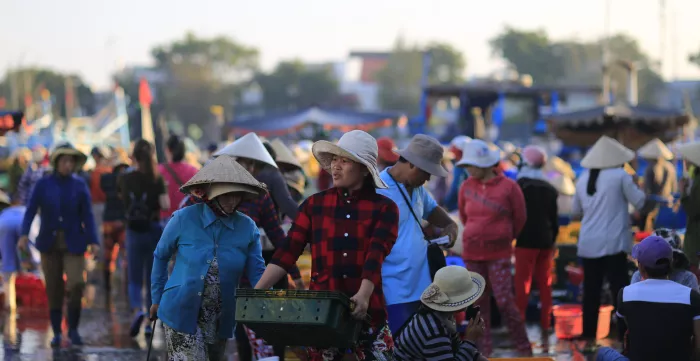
138, 77, 152, 106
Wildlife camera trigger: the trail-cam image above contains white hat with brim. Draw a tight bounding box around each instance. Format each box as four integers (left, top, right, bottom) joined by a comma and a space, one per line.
312, 130, 388, 189
420, 266, 486, 313
214, 133, 278, 168
455, 139, 502, 168
581, 136, 634, 169
638, 138, 674, 161
271, 139, 303, 170
180, 155, 267, 200
50, 144, 88, 170
283, 169, 306, 195
678, 141, 700, 166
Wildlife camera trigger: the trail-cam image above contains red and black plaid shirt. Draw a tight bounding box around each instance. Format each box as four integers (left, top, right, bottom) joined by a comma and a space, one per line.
180, 193, 301, 280
270, 186, 399, 325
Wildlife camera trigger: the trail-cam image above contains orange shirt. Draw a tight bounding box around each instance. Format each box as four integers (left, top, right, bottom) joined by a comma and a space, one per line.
90, 165, 112, 203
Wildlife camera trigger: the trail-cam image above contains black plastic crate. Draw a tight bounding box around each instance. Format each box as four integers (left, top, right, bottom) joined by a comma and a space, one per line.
235, 289, 363, 348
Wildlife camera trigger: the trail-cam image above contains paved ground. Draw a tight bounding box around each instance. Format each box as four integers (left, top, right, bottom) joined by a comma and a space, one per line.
0, 274, 615, 360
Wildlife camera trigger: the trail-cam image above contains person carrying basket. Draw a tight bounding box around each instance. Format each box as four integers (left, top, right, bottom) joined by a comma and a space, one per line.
255, 130, 399, 361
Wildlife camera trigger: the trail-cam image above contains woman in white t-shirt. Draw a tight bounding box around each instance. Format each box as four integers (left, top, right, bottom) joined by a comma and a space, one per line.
572, 136, 646, 344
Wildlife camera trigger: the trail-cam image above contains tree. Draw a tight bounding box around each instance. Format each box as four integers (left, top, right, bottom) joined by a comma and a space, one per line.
145, 32, 259, 139
376, 38, 466, 114
490, 28, 664, 105
254, 60, 340, 111
0, 68, 95, 117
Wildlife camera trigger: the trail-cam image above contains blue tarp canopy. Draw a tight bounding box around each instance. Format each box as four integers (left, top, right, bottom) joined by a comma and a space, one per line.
547, 105, 688, 127
230, 107, 405, 136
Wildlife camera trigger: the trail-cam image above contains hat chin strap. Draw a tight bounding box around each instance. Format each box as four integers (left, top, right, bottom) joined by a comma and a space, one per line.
214, 198, 237, 216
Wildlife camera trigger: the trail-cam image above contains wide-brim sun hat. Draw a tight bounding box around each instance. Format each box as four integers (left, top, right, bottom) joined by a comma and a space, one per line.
312, 130, 388, 189
50, 143, 88, 170
548, 174, 576, 196
214, 132, 278, 168
420, 266, 486, 312
580, 135, 635, 169
180, 155, 267, 200
271, 138, 303, 170
396, 134, 449, 177
678, 141, 700, 166
455, 139, 502, 168
638, 138, 674, 161
283, 169, 306, 195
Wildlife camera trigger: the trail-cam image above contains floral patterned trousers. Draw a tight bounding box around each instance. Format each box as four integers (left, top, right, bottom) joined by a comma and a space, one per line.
467, 257, 533, 357
299, 322, 395, 361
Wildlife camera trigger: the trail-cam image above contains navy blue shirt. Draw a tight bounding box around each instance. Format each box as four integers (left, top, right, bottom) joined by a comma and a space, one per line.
21, 173, 98, 253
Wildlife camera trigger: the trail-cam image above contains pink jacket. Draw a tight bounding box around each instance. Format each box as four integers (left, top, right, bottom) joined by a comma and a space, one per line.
458, 174, 527, 261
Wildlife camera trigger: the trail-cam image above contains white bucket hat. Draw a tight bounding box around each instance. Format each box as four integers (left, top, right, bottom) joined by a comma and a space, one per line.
312, 130, 388, 189
678, 141, 700, 166
420, 266, 486, 312
581, 135, 634, 169
180, 155, 267, 200
638, 138, 673, 161
214, 133, 278, 168
271, 138, 303, 170
455, 139, 502, 168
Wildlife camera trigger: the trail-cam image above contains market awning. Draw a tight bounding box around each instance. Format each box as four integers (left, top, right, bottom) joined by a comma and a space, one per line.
546, 104, 688, 127
0, 110, 24, 136
229, 107, 406, 136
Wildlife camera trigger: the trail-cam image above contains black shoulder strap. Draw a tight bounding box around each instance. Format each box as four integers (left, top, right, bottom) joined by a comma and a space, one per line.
388, 173, 427, 240
164, 164, 184, 187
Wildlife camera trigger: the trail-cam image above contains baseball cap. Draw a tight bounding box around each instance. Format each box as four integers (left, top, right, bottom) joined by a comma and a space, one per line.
632, 235, 673, 269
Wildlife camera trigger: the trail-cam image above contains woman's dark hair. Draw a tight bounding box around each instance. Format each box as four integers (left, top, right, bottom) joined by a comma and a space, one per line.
166, 135, 186, 163
132, 139, 158, 181
586, 169, 601, 196
644, 259, 672, 279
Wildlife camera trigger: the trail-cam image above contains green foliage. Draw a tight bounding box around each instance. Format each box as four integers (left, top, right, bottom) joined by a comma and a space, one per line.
490, 28, 664, 105
376, 38, 466, 114
0, 68, 94, 116
255, 60, 340, 111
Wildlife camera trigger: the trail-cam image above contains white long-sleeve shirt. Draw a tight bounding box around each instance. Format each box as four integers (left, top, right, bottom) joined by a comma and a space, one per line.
573, 168, 646, 258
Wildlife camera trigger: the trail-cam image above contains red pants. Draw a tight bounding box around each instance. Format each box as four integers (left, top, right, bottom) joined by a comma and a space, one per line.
467, 257, 533, 357
514, 247, 555, 330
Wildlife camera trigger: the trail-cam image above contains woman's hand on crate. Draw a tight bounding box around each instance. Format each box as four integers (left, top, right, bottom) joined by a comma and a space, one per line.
149, 304, 159, 321
293, 278, 306, 290
350, 280, 374, 320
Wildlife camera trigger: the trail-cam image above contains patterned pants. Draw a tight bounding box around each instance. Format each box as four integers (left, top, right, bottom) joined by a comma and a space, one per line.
300, 322, 395, 361
466, 258, 532, 357
163, 325, 227, 361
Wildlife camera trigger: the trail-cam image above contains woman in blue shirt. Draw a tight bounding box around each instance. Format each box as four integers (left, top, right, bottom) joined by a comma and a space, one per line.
149, 155, 267, 361
0, 191, 24, 311
18, 143, 99, 348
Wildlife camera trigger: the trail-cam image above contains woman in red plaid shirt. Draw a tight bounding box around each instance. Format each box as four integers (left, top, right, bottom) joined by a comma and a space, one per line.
256, 130, 400, 361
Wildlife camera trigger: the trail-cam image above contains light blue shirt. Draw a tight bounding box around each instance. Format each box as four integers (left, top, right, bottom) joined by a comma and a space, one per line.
151, 203, 266, 338
377, 168, 438, 305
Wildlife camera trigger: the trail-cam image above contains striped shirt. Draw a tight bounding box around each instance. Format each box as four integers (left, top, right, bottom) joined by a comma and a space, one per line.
394, 309, 481, 361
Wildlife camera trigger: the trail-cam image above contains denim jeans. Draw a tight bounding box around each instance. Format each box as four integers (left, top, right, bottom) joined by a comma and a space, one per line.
126, 222, 161, 311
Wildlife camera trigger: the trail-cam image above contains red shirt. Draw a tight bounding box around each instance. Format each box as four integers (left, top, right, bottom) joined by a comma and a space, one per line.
159, 162, 198, 219
90, 165, 112, 203
270, 186, 399, 325
458, 174, 526, 261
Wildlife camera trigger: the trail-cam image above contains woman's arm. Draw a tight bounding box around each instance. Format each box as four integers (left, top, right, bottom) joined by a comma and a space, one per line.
258, 199, 313, 289
258, 194, 303, 280
621, 173, 646, 210
151, 212, 181, 305
509, 182, 527, 237
457, 181, 468, 225
267, 169, 299, 220
362, 201, 399, 287
78, 180, 99, 245
21, 178, 42, 237
245, 227, 266, 287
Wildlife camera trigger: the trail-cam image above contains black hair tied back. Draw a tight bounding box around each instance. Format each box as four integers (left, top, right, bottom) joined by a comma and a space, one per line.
587, 169, 600, 196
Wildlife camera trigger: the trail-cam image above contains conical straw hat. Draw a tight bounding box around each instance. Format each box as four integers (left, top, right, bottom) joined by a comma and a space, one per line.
180, 155, 267, 199
548, 174, 576, 196
544, 156, 576, 180
271, 139, 302, 170
678, 141, 700, 166
637, 138, 673, 160
581, 136, 634, 169
214, 133, 278, 168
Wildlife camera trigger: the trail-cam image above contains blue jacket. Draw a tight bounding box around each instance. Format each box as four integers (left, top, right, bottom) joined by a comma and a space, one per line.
21, 173, 98, 253
0, 206, 25, 272
151, 203, 266, 338
444, 166, 468, 212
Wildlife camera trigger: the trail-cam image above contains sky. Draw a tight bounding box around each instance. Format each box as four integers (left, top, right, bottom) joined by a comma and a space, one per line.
2, 0, 699, 91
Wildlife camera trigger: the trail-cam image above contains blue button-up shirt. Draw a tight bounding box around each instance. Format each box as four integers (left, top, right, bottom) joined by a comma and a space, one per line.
377, 168, 438, 305
21, 174, 98, 253
151, 203, 266, 338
